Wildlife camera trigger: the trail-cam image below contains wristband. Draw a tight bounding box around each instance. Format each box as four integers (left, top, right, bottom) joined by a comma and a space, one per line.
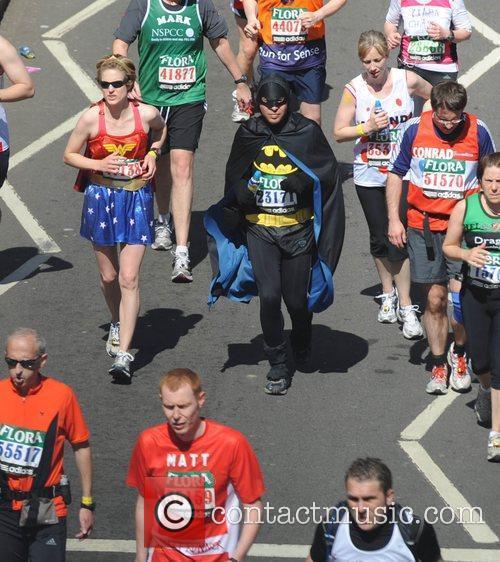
356, 123, 366, 137
147, 149, 159, 159
80, 501, 96, 512
81, 496, 94, 506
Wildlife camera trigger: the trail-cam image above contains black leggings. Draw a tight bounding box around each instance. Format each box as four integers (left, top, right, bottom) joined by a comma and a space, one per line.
461, 285, 500, 390
247, 227, 312, 349
0, 509, 67, 562
0, 149, 9, 224
355, 184, 407, 262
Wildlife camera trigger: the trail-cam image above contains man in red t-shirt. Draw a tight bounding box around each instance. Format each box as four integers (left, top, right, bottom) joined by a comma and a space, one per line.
127, 368, 265, 562
0, 328, 94, 562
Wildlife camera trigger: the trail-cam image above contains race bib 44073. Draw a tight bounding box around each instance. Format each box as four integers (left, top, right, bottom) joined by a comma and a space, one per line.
270, 7, 307, 43
0, 424, 46, 477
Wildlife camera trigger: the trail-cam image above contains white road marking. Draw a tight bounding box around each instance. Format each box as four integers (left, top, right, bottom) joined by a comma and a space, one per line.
399, 441, 498, 543
468, 13, 500, 46
43, 40, 100, 102
9, 111, 82, 171
65, 540, 500, 560
459, 47, 500, 89
42, 0, 120, 39
0, 182, 60, 253
0, 254, 50, 297
400, 392, 460, 441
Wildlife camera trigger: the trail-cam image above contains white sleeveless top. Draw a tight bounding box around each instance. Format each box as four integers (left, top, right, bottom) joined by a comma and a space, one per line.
0, 73, 9, 152
348, 69, 413, 187
328, 512, 415, 561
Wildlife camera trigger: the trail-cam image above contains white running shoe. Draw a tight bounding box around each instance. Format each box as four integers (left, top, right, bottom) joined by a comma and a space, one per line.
447, 342, 472, 392
109, 350, 133, 383
231, 90, 251, 123
487, 432, 500, 462
397, 305, 423, 339
171, 250, 193, 283
106, 322, 120, 357
425, 364, 449, 395
376, 288, 397, 323
151, 220, 173, 251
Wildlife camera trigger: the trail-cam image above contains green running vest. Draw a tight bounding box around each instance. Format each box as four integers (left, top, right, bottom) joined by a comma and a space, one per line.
138, 0, 207, 106
463, 193, 500, 288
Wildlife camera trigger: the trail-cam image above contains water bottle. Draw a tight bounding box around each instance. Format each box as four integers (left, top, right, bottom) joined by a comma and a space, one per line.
19, 46, 35, 59
247, 170, 262, 192
59, 474, 72, 505
374, 99, 389, 140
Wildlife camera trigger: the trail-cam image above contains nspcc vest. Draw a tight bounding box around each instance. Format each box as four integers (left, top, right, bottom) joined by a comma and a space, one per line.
138, 0, 207, 106
407, 111, 479, 231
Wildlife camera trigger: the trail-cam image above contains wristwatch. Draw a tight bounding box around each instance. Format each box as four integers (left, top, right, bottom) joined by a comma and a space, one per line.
446, 31, 455, 42
234, 74, 248, 85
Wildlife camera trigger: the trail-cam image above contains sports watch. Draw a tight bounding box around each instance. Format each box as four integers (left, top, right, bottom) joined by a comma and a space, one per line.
234, 75, 248, 85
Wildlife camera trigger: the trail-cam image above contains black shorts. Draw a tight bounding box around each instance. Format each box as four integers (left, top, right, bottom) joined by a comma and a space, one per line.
156, 101, 207, 154
0, 149, 10, 224
0, 509, 67, 562
397, 60, 458, 86
355, 183, 408, 262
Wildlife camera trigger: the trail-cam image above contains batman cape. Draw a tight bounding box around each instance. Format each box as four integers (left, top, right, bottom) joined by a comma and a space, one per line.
204, 111, 345, 313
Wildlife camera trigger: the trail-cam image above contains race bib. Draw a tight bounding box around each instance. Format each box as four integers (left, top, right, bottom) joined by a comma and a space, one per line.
0, 424, 46, 477
168, 471, 215, 516
103, 158, 143, 181
421, 158, 466, 199
270, 7, 307, 43
408, 38, 445, 61
367, 142, 391, 168
256, 189, 297, 208
470, 264, 500, 285
159, 66, 196, 91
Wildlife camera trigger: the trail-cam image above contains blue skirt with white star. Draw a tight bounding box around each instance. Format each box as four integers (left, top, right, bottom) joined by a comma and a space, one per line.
80, 182, 154, 246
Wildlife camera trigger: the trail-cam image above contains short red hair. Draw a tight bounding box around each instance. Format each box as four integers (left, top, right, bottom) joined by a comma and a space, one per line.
159, 368, 203, 396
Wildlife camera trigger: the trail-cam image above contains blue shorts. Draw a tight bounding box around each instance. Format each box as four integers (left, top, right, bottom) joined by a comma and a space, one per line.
259, 66, 326, 104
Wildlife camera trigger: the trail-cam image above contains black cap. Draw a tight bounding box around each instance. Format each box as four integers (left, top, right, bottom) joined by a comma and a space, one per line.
256, 74, 290, 108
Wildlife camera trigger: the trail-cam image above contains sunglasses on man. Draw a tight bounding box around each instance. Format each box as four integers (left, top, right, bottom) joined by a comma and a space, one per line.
5, 356, 41, 369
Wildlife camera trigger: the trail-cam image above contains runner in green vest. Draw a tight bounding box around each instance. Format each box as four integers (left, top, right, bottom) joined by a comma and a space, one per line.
113, 0, 251, 282
443, 152, 500, 462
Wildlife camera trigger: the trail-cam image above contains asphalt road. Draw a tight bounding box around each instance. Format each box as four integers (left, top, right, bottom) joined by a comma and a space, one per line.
0, 1, 499, 561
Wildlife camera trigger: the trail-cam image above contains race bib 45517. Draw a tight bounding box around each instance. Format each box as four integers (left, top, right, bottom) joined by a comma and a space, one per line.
0, 424, 46, 477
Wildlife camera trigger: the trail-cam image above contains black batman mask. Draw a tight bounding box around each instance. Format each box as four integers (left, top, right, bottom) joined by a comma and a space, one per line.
256, 74, 290, 109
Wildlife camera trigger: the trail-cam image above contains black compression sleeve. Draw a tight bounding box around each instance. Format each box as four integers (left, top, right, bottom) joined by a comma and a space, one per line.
309, 523, 327, 562
415, 522, 442, 562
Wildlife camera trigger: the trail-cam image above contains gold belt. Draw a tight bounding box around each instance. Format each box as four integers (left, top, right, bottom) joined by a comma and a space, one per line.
87, 173, 148, 192
245, 207, 313, 227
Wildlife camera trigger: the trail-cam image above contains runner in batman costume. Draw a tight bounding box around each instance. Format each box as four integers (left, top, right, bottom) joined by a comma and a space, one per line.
205, 74, 345, 395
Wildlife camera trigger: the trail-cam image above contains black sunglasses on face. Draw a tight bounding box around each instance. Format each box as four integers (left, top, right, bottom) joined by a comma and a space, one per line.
97, 79, 128, 89
5, 357, 41, 369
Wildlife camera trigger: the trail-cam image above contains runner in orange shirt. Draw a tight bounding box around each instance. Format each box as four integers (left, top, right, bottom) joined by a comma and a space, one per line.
243, 0, 347, 124
127, 368, 265, 561
0, 328, 94, 562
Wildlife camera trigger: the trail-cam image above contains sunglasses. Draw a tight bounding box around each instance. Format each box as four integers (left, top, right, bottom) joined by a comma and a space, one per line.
5, 356, 41, 369
432, 112, 464, 126
97, 79, 128, 89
